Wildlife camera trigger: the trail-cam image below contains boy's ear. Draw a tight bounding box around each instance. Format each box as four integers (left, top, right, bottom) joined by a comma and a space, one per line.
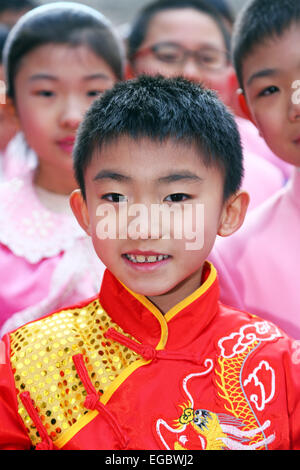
237, 91, 255, 124
69, 189, 91, 236
218, 190, 250, 237
125, 62, 135, 80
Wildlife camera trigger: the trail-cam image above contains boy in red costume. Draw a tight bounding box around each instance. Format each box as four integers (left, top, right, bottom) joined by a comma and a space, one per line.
0, 76, 299, 450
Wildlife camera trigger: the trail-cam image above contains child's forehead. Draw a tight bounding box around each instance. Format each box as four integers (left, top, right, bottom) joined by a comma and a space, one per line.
89, 136, 209, 174
15, 43, 116, 84
243, 23, 300, 87
21, 43, 99, 65
145, 8, 226, 49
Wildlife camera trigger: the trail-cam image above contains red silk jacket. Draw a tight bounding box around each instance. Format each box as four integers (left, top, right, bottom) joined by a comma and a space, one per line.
0, 262, 300, 450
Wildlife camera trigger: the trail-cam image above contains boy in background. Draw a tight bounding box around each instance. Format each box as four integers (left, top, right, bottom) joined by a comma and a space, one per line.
210, 0, 300, 338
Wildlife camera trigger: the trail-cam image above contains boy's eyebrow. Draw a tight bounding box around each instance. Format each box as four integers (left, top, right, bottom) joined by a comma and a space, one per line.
157, 171, 204, 184
93, 170, 203, 183
246, 68, 279, 86
93, 170, 132, 182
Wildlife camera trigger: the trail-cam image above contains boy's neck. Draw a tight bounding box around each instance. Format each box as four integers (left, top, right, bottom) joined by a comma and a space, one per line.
147, 266, 203, 315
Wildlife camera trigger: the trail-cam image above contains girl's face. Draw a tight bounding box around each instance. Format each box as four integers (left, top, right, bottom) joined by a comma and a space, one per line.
13, 43, 118, 194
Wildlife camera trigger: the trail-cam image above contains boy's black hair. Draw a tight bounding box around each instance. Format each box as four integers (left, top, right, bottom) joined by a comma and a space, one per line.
0, 25, 9, 63
232, 0, 300, 89
3, 2, 125, 99
127, 0, 231, 62
0, 0, 38, 13
74, 75, 243, 201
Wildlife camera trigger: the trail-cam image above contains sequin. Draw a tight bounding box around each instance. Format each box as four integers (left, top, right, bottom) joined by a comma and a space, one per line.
10, 298, 141, 445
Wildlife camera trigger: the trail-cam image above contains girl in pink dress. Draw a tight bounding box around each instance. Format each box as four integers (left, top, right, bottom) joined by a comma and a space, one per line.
0, 2, 125, 336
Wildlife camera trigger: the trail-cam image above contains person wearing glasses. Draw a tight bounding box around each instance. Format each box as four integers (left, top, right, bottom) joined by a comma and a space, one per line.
126, 0, 291, 210
127, 0, 234, 110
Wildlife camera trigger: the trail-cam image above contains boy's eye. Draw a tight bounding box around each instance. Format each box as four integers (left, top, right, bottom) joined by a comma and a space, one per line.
258, 85, 279, 97
164, 193, 190, 202
101, 193, 127, 203
87, 90, 102, 97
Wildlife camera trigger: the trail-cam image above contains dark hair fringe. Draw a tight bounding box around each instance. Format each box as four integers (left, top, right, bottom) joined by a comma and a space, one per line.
73, 75, 244, 201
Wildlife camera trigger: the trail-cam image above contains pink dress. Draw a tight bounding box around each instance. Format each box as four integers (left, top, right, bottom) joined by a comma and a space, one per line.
0, 172, 105, 337
0, 132, 38, 181
209, 167, 300, 339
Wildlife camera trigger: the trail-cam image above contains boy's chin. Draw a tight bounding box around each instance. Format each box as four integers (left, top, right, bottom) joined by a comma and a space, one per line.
122, 277, 177, 298
127, 282, 173, 298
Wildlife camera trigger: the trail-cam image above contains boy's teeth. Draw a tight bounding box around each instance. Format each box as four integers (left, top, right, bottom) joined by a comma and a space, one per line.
125, 254, 169, 263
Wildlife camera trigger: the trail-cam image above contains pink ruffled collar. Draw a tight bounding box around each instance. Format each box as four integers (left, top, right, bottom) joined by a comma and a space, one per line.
0, 173, 86, 263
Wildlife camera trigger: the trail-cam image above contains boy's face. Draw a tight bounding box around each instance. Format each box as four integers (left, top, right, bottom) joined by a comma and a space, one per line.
242, 24, 300, 166
131, 8, 235, 107
71, 137, 248, 311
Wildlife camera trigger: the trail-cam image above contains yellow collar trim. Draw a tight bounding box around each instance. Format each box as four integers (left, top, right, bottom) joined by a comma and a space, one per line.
54, 410, 98, 449
121, 261, 217, 325
119, 282, 169, 351
165, 262, 217, 322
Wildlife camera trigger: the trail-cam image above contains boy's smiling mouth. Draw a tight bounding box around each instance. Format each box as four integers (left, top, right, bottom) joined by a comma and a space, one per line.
122, 251, 171, 270
124, 253, 170, 263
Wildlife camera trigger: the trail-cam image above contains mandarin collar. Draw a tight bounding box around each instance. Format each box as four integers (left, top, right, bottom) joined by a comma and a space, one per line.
99, 262, 219, 350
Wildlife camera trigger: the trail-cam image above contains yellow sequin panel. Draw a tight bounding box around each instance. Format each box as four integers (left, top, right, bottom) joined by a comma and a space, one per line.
10, 299, 141, 445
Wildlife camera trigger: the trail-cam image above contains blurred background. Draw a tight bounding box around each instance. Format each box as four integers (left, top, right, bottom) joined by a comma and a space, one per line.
37, 0, 247, 27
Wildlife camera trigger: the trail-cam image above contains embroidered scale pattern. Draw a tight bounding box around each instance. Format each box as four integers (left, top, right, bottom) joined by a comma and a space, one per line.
215, 341, 267, 449
10, 299, 141, 445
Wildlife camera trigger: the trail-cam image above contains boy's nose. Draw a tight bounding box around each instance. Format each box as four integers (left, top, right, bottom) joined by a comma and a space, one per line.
127, 204, 154, 240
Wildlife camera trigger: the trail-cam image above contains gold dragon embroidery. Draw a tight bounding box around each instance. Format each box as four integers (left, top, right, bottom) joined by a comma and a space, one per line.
156, 321, 280, 450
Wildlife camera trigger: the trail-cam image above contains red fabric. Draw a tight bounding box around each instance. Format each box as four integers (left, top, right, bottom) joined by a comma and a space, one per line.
0, 336, 31, 450
0, 265, 300, 450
